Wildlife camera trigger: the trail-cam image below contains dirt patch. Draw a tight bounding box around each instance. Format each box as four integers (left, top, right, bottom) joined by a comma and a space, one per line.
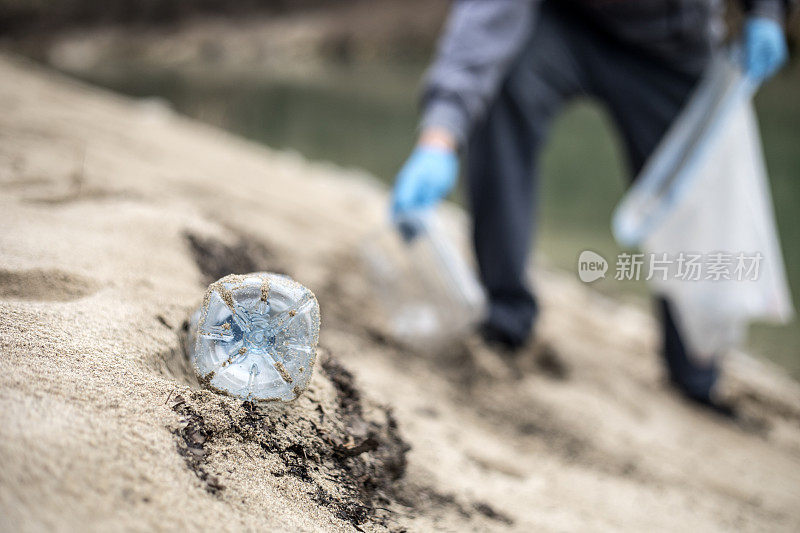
532, 341, 570, 380
166, 351, 411, 528
473, 501, 514, 525
319, 357, 409, 484
170, 396, 226, 495
185, 231, 286, 285
164, 349, 515, 530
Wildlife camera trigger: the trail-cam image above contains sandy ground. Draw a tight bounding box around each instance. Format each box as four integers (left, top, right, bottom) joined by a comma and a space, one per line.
1, 54, 800, 532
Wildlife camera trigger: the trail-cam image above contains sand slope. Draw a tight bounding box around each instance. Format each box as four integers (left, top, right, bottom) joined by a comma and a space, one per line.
1, 54, 800, 532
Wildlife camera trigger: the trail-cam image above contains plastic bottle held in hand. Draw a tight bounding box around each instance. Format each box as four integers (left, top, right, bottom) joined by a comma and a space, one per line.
187, 272, 320, 402
362, 210, 485, 346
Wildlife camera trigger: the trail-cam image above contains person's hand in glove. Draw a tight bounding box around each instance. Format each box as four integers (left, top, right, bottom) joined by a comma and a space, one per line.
391, 128, 459, 218
744, 17, 788, 82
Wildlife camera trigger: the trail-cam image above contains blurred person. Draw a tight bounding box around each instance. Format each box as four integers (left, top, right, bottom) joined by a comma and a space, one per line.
391, 0, 790, 412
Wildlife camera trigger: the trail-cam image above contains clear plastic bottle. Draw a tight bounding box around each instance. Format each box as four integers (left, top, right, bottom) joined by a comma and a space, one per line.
361, 210, 485, 347
187, 272, 320, 402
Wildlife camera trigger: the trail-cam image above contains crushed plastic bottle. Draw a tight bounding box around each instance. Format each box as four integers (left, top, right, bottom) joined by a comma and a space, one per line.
187, 272, 320, 402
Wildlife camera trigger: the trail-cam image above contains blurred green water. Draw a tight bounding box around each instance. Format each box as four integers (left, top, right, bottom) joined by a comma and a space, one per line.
70, 60, 800, 377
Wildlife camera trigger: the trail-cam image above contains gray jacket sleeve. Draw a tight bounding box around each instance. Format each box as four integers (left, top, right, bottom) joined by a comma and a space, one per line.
420, 0, 538, 147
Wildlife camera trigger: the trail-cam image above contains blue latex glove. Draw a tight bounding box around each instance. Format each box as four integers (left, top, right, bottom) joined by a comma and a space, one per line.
391, 145, 459, 217
744, 17, 788, 82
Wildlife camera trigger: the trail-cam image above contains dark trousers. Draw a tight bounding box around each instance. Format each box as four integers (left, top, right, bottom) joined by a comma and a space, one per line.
466, 3, 718, 399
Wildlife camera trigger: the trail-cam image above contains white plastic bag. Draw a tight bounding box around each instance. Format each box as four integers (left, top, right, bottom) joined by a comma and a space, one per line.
612, 50, 794, 356
361, 210, 486, 348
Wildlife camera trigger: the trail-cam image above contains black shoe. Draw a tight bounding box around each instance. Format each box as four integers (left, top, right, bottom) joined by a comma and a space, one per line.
478, 322, 527, 353
681, 389, 738, 419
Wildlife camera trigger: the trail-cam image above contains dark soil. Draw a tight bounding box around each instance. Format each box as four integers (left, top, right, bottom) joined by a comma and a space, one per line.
167, 351, 411, 528
167, 348, 515, 529
184, 230, 286, 285
170, 396, 226, 495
